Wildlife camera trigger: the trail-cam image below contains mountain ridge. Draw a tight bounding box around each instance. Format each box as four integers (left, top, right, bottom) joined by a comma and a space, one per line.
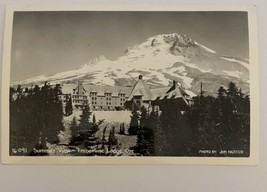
12, 33, 249, 96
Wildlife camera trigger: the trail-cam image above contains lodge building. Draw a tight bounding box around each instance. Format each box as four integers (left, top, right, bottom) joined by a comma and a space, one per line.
61, 75, 195, 111
61, 82, 132, 110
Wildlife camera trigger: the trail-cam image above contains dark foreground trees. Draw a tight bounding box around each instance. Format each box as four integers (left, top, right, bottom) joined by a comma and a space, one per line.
129, 82, 250, 157
10, 83, 64, 155
186, 82, 250, 156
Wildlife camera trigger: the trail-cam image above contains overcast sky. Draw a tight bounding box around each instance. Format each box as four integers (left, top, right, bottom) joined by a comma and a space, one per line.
11, 11, 249, 82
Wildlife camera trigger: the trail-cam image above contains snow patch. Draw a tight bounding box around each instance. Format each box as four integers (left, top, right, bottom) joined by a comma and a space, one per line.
220, 57, 249, 70
195, 42, 216, 54
223, 70, 242, 78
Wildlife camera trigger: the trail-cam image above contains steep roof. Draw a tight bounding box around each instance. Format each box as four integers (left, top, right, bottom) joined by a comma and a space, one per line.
154, 81, 196, 101
150, 87, 170, 100
127, 75, 153, 101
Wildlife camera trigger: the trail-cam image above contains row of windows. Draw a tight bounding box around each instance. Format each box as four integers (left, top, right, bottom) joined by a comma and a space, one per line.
73, 95, 87, 99
91, 97, 126, 101
73, 100, 88, 104
90, 93, 126, 97
72, 91, 125, 97
91, 101, 124, 106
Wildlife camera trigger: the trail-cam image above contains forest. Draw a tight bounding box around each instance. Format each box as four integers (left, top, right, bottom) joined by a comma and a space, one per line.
9, 81, 250, 157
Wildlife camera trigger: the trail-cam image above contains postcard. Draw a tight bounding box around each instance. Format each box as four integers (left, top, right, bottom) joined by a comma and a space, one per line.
1, 5, 259, 164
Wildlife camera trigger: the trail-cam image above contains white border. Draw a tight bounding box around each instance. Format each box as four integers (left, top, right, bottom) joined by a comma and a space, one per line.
1, 4, 259, 165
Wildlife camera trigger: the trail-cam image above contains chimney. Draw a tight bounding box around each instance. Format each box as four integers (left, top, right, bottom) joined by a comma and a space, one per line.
78, 81, 83, 95
173, 80, 176, 89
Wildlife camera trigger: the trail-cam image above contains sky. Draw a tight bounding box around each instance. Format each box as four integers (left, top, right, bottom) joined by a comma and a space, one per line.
10, 11, 249, 82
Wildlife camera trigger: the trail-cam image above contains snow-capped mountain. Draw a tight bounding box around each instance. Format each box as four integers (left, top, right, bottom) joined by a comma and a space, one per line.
13, 33, 249, 95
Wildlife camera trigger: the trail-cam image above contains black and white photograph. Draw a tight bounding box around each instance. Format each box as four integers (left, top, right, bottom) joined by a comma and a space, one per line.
1, 6, 259, 164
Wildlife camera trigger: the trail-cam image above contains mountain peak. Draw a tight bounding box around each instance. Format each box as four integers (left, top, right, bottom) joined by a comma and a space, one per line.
123, 33, 197, 56
149, 33, 196, 47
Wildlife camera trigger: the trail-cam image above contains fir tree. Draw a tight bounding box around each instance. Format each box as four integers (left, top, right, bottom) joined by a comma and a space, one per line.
108, 126, 118, 146
70, 117, 78, 137
78, 104, 92, 133
136, 106, 154, 156
92, 114, 96, 124
150, 107, 166, 156
128, 104, 140, 135
119, 123, 125, 135
102, 126, 107, 149
65, 94, 73, 116
79, 104, 99, 150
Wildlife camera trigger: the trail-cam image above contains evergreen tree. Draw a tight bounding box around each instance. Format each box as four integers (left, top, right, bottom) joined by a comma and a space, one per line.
65, 94, 73, 116
42, 83, 64, 144
102, 126, 107, 149
150, 107, 166, 156
119, 123, 125, 135
92, 114, 96, 124
78, 104, 99, 150
136, 106, 154, 156
128, 104, 140, 135
70, 117, 78, 137
108, 126, 118, 146
78, 104, 92, 133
